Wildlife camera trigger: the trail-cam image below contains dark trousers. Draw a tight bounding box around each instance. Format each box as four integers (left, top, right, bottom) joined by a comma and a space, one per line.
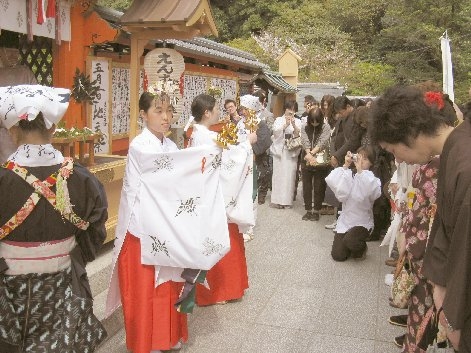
371, 194, 391, 239
331, 226, 369, 261
255, 152, 270, 199
301, 166, 330, 211
294, 152, 302, 200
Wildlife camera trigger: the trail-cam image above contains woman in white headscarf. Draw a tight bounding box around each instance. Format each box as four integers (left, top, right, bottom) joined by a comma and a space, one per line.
0, 85, 108, 352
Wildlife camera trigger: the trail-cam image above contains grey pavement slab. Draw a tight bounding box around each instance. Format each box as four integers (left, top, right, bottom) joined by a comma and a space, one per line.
97, 188, 407, 352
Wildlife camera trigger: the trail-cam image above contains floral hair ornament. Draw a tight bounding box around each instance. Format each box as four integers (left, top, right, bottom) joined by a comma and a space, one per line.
0, 85, 70, 129
207, 86, 223, 98
147, 78, 180, 107
239, 94, 261, 132
424, 91, 445, 110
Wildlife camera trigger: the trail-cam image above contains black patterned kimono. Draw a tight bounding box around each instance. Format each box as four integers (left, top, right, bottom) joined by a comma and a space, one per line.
423, 119, 471, 353
0, 145, 108, 352
400, 157, 439, 353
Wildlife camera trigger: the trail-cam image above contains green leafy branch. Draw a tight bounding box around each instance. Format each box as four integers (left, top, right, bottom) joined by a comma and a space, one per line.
71, 68, 100, 104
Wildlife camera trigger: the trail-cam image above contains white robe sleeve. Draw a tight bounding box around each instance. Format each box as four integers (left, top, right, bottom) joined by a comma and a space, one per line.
270, 117, 285, 157
353, 170, 382, 203
325, 167, 354, 203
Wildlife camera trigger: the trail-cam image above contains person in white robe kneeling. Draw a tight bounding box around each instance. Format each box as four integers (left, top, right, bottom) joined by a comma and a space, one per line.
326, 146, 381, 261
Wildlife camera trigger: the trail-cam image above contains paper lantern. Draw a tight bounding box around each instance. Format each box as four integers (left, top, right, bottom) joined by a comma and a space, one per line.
144, 48, 185, 124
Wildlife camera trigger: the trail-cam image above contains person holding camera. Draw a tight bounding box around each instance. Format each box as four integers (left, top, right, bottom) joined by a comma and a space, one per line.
270, 100, 302, 209
326, 147, 381, 261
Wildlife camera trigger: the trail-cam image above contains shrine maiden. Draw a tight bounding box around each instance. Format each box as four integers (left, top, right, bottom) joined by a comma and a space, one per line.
189, 94, 256, 305
107, 92, 186, 353
106, 91, 228, 353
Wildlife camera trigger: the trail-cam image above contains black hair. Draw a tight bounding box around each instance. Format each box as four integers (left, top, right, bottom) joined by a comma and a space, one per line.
139, 92, 156, 112
284, 100, 297, 111
224, 99, 237, 108
305, 108, 324, 138
304, 95, 317, 104
357, 145, 376, 167
333, 96, 351, 113
192, 94, 216, 122
253, 90, 267, 104
369, 85, 451, 146
16, 112, 51, 141
321, 94, 336, 128
350, 98, 366, 108
440, 94, 458, 126
351, 106, 369, 128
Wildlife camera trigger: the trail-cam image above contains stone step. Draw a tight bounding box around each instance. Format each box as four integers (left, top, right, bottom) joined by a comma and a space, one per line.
86, 241, 125, 346
93, 287, 124, 343
96, 327, 127, 353
87, 241, 114, 297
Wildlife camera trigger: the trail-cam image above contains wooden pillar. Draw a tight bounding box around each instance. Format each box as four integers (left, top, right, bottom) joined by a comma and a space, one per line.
129, 36, 148, 141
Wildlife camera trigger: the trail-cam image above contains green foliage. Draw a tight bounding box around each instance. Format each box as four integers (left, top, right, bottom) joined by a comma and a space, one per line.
71, 68, 100, 104
97, 0, 471, 103
96, 0, 131, 11
325, 0, 388, 48
344, 62, 396, 96
225, 37, 277, 69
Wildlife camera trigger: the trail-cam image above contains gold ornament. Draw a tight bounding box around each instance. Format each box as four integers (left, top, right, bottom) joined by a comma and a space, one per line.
216, 122, 238, 149
243, 108, 259, 133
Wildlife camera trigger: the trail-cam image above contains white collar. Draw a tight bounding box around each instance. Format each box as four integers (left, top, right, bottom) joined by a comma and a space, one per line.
142, 128, 172, 151
8, 144, 64, 167
193, 123, 209, 132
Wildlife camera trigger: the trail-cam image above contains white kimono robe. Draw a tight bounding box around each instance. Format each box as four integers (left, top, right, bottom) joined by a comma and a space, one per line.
190, 124, 255, 233
270, 116, 302, 206
106, 128, 229, 317
325, 167, 381, 233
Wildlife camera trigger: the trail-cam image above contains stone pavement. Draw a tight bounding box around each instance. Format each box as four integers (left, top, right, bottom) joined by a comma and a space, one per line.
97, 188, 409, 353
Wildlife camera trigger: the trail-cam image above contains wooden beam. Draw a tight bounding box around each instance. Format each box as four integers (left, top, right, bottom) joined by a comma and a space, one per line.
185, 0, 218, 37
129, 36, 146, 141
124, 28, 202, 40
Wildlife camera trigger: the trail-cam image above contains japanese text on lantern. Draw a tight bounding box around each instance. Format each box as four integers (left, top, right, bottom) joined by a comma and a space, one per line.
157, 52, 173, 79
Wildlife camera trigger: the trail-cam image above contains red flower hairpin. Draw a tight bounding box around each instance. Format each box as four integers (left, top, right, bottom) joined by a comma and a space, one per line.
424, 91, 445, 110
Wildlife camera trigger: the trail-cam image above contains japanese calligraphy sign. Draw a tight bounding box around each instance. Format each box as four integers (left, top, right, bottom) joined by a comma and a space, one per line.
89, 58, 110, 154
175, 74, 238, 129
111, 65, 145, 136
144, 48, 184, 124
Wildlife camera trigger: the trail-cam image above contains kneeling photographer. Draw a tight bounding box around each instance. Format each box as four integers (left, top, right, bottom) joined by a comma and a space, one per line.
326, 147, 381, 261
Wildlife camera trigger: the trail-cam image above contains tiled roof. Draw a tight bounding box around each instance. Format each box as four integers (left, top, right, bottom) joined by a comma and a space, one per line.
252, 70, 298, 93
94, 5, 268, 70
164, 38, 268, 70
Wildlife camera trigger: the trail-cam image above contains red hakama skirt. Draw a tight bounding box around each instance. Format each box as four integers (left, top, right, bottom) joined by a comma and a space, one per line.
195, 223, 249, 305
118, 232, 188, 353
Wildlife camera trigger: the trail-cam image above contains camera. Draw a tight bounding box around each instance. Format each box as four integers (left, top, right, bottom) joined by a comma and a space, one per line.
284, 133, 292, 140
352, 154, 359, 162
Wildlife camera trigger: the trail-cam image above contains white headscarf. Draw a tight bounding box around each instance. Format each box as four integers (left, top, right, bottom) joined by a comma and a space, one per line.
240, 94, 262, 112
0, 85, 70, 129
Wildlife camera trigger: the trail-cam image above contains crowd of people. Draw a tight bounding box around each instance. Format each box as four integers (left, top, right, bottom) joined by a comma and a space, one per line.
1, 80, 471, 353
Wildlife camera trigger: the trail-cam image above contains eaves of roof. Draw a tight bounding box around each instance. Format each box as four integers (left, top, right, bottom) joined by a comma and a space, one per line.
93, 5, 268, 71
165, 39, 268, 70
252, 70, 298, 93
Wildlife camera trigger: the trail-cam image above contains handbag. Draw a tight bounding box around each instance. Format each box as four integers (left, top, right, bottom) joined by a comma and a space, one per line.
390, 252, 415, 309
285, 135, 302, 150
417, 307, 449, 352
304, 132, 331, 169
